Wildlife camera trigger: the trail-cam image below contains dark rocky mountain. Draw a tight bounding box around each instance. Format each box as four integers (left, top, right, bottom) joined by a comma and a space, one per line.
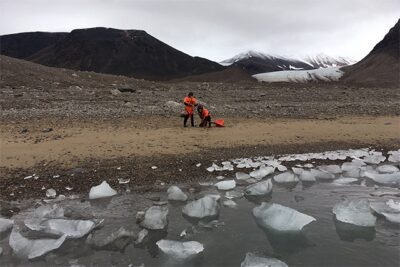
0, 32, 68, 59
341, 19, 399, 86
0, 27, 223, 80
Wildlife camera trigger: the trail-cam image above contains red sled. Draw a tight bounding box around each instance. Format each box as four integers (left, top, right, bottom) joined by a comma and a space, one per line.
213, 119, 225, 127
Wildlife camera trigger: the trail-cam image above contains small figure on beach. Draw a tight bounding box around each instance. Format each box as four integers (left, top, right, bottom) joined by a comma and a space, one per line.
183, 92, 197, 127
197, 104, 211, 128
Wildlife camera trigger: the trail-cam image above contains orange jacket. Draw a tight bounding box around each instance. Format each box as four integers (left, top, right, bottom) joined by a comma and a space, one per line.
183, 96, 197, 114
200, 108, 210, 119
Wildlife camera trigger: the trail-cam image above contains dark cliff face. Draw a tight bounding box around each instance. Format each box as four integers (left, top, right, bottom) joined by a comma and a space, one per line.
1, 27, 223, 80
341, 19, 399, 86
0, 32, 68, 59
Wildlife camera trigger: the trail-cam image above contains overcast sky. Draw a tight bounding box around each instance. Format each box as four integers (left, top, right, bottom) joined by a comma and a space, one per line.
1, 0, 399, 61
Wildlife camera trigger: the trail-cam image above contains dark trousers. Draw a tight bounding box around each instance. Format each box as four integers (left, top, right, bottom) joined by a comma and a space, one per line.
184, 114, 194, 127
200, 116, 211, 127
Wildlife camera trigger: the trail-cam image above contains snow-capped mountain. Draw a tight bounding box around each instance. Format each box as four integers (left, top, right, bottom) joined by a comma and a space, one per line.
220, 50, 356, 74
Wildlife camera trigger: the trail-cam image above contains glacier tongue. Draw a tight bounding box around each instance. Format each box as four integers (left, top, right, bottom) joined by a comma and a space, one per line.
241, 252, 288, 267
156, 239, 204, 258
333, 199, 376, 227
253, 203, 316, 231
9, 228, 66, 259
182, 195, 219, 219
89, 181, 117, 199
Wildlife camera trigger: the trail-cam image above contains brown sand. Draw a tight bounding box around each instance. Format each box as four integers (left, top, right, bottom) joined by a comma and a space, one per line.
1, 116, 399, 169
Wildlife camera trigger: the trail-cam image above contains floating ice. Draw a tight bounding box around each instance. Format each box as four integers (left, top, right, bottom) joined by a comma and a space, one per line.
250, 167, 274, 180
223, 200, 238, 208
377, 165, 399, 174
140, 206, 169, 230
9, 229, 66, 259
386, 199, 400, 211
167, 186, 188, 201
24, 218, 96, 238
0, 218, 13, 234
156, 239, 204, 258
273, 172, 299, 183
215, 180, 236, 190
46, 189, 56, 198
362, 153, 386, 165
363, 171, 400, 185
253, 203, 316, 231
182, 195, 219, 219
216, 176, 225, 180
225, 191, 244, 199
89, 181, 117, 199
388, 150, 400, 163
135, 229, 149, 244
298, 170, 316, 182
333, 178, 358, 184
310, 169, 335, 180
33, 204, 64, 218
236, 172, 251, 180
318, 165, 342, 174
333, 199, 376, 227
245, 179, 273, 196
370, 200, 400, 224
292, 167, 303, 175
370, 189, 400, 197
241, 252, 288, 267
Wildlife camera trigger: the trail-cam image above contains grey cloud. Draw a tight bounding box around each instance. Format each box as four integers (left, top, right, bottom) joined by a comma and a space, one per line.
0, 0, 399, 61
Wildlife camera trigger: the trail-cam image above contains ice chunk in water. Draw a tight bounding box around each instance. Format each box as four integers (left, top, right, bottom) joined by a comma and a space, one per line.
310, 169, 335, 180
298, 170, 316, 182
46, 189, 57, 198
225, 191, 244, 199
9, 229, 66, 259
386, 199, 400, 211
363, 171, 400, 185
292, 167, 303, 175
245, 179, 273, 196
388, 150, 400, 163
370, 200, 400, 224
24, 218, 95, 238
223, 200, 238, 208
182, 195, 219, 219
86, 226, 136, 249
250, 167, 274, 180
241, 252, 288, 267
33, 204, 64, 218
333, 199, 376, 227
140, 206, 169, 230
273, 172, 299, 183
333, 177, 358, 184
156, 239, 204, 258
214, 180, 236, 190
167, 186, 188, 201
376, 165, 399, 174
253, 203, 316, 231
236, 172, 251, 180
362, 153, 386, 165
89, 181, 117, 199
0, 218, 13, 234
318, 165, 342, 174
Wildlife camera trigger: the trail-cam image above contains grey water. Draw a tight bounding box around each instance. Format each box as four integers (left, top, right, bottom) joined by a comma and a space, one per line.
1, 180, 399, 267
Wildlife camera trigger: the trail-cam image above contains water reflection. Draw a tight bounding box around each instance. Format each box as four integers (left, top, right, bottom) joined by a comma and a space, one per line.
333, 217, 375, 242
135, 230, 167, 257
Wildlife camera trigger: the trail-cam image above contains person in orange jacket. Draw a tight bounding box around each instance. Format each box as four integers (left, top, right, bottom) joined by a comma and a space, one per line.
197, 104, 211, 128
183, 92, 197, 127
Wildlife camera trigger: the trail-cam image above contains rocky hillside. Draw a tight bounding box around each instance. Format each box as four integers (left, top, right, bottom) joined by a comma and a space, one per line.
0, 27, 223, 80
341, 19, 399, 86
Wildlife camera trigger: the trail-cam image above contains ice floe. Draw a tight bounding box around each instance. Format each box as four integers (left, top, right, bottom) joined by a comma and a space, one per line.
376, 165, 399, 174
46, 189, 57, 199
182, 195, 219, 219
140, 206, 169, 230
298, 170, 316, 182
245, 179, 273, 196
89, 181, 117, 199
318, 165, 342, 174
333, 178, 358, 185
24, 218, 96, 238
363, 171, 400, 185
167, 186, 188, 201
225, 191, 244, 199
236, 172, 251, 180
388, 150, 400, 163
0, 218, 14, 234
253, 203, 316, 231
156, 239, 204, 258
215, 180, 236, 190
9, 228, 66, 259
333, 199, 376, 227
86, 226, 136, 249
273, 172, 299, 183
241, 252, 288, 267
250, 167, 274, 180
370, 199, 400, 224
